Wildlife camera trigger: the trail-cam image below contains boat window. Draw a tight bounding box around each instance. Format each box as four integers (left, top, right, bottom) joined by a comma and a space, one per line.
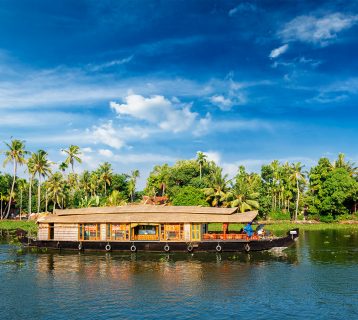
161, 224, 183, 241
79, 224, 100, 240
106, 224, 129, 241
138, 225, 156, 235
132, 224, 159, 241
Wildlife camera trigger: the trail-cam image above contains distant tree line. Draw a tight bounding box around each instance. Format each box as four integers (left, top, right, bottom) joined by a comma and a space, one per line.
0, 139, 357, 221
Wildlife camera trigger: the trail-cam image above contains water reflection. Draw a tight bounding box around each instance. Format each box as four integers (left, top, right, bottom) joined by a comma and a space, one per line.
304, 229, 358, 265
1, 229, 358, 319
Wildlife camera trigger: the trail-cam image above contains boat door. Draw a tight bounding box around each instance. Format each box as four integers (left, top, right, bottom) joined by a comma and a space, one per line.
191, 224, 201, 241
48, 223, 54, 240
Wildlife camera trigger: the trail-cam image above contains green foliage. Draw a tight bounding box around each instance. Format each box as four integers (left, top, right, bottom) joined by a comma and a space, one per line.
172, 186, 209, 206
267, 210, 291, 220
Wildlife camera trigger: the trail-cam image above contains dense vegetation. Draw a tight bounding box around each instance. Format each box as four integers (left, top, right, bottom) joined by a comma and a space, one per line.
0, 140, 357, 222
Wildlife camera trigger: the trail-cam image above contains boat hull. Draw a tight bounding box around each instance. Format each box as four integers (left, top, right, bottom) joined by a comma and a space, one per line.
19, 229, 299, 253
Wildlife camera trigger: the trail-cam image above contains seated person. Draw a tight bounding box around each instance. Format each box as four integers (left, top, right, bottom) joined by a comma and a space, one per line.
243, 222, 254, 237
256, 224, 265, 236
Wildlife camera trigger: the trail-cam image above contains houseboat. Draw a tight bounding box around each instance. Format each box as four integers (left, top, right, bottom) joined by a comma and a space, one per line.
19, 206, 299, 253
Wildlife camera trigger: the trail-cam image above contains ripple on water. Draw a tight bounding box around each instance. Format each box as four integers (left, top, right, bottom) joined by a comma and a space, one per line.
0, 229, 357, 319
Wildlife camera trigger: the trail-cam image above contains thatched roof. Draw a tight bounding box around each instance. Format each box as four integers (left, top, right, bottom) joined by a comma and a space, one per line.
38, 205, 258, 224
54, 205, 239, 216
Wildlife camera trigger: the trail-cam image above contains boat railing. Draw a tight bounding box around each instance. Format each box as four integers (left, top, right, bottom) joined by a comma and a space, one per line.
203, 233, 261, 241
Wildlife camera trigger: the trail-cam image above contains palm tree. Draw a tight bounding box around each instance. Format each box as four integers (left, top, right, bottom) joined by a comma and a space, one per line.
106, 190, 126, 206
203, 168, 229, 207
31, 150, 52, 213
62, 145, 82, 173
289, 162, 306, 221
17, 179, 27, 220
196, 151, 207, 180
335, 153, 357, 176
129, 169, 140, 202
2, 139, 28, 218
59, 162, 68, 173
47, 173, 66, 213
98, 162, 113, 196
90, 172, 99, 196
80, 170, 91, 198
27, 153, 36, 217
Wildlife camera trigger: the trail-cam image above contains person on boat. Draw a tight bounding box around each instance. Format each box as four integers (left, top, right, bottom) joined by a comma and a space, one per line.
256, 224, 265, 236
243, 222, 254, 237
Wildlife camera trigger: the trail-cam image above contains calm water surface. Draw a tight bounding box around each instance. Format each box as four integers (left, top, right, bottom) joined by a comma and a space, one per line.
1, 229, 357, 319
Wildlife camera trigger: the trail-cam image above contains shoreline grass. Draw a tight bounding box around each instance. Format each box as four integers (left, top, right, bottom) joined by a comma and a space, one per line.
208, 222, 358, 233
1, 220, 357, 236
0, 220, 37, 234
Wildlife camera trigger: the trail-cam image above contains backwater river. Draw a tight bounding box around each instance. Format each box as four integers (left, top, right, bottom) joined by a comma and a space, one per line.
0, 229, 357, 319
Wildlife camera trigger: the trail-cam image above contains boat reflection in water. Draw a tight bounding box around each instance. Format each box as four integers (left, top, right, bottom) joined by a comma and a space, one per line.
35, 249, 299, 285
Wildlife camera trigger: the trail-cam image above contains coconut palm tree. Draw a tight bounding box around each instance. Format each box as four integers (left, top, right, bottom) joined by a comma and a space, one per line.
62, 145, 82, 173
289, 162, 306, 221
335, 153, 357, 176
27, 153, 37, 217
129, 169, 140, 202
106, 190, 126, 206
203, 168, 229, 207
90, 172, 99, 196
196, 151, 207, 180
2, 139, 28, 218
98, 162, 113, 196
47, 173, 66, 213
59, 162, 68, 173
17, 179, 27, 220
80, 170, 91, 198
31, 150, 52, 213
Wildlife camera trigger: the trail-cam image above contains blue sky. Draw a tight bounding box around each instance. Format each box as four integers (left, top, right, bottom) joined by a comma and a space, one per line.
1, 0, 358, 188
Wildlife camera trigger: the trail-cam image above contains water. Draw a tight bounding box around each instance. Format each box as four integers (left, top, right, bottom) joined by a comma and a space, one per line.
1, 229, 357, 319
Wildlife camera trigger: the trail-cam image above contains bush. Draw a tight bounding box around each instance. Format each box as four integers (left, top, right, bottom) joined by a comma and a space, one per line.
171, 186, 209, 206
335, 213, 358, 222
267, 210, 291, 220
319, 214, 334, 223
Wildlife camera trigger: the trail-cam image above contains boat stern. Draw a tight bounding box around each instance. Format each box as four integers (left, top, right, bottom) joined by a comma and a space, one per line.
287, 228, 299, 241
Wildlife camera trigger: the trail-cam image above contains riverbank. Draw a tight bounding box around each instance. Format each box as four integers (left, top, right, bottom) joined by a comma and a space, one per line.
1, 220, 358, 236
209, 221, 358, 232
0, 220, 37, 234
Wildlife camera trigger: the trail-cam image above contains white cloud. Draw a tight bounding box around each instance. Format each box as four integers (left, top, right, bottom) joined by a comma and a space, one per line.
98, 149, 114, 157
87, 55, 133, 72
193, 113, 212, 136
204, 151, 221, 165
210, 95, 233, 111
110, 94, 202, 133
91, 121, 125, 149
269, 44, 289, 58
279, 13, 358, 46
229, 3, 257, 16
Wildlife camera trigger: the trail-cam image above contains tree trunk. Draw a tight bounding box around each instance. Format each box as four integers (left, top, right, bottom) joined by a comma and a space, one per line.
6, 161, 17, 218
0, 198, 3, 220
199, 164, 202, 180
45, 188, 48, 213
104, 183, 107, 196
53, 201, 56, 214
295, 179, 299, 221
28, 176, 32, 219
37, 175, 41, 214
20, 189, 23, 220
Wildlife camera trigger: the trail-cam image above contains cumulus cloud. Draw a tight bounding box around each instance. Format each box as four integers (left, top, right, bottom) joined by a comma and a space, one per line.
279, 13, 358, 46
210, 95, 233, 111
91, 121, 124, 149
110, 94, 202, 133
269, 44, 289, 58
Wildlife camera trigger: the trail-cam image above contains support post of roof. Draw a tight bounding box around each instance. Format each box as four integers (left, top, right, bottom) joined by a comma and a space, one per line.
223, 223, 228, 240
